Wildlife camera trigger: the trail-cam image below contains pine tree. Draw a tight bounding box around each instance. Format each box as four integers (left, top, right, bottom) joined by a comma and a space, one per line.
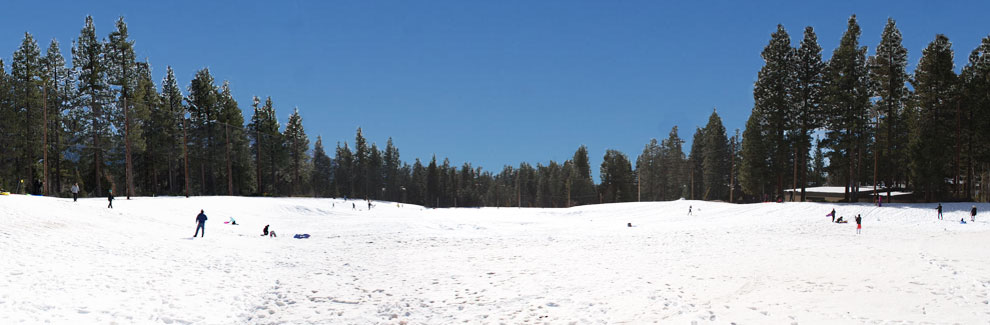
635, 138, 662, 201
217, 81, 253, 195
791, 26, 825, 201
158, 66, 185, 195
0, 60, 11, 190
409, 158, 426, 205
41, 38, 75, 195
427, 155, 439, 207
688, 127, 705, 200
186, 68, 221, 195
333, 142, 353, 197
12, 32, 44, 194
383, 137, 401, 201
353, 127, 369, 198
73, 16, 112, 196
283, 108, 310, 195
248, 96, 282, 195
753, 24, 795, 198
107, 16, 139, 198
823, 15, 871, 202
961, 36, 990, 201
368, 143, 383, 199
702, 110, 729, 200
910, 34, 957, 201
569, 145, 595, 206
660, 126, 686, 200
740, 109, 770, 200
312, 136, 333, 197
870, 18, 909, 202
600, 149, 634, 203
127, 61, 153, 194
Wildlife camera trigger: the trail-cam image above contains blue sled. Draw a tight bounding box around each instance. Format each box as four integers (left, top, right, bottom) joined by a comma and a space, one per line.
293, 234, 310, 239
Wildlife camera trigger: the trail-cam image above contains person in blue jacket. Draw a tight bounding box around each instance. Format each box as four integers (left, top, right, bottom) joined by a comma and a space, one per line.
194, 210, 208, 237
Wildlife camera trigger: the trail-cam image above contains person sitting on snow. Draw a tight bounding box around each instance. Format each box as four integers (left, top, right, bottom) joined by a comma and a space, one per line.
262, 225, 277, 237
229, 217, 238, 225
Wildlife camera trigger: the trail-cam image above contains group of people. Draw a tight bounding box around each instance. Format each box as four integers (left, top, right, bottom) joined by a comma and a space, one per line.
827, 208, 863, 234
191, 209, 277, 238
936, 203, 977, 224
826, 203, 980, 233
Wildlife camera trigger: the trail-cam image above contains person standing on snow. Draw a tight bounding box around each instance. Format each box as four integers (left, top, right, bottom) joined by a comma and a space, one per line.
936, 203, 943, 220
688, 206, 692, 216
194, 210, 208, 237
828, 208, 836, 223
107, 189, 114, 208
971, 205, 977, 222
71, 183, 79, 202
855, 214, 862, 234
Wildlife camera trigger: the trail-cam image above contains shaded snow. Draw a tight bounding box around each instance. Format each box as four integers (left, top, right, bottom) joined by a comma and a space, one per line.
2, 195, 989, 323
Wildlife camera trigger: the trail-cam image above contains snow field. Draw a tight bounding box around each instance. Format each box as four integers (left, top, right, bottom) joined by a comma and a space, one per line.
2, 195, 990, 324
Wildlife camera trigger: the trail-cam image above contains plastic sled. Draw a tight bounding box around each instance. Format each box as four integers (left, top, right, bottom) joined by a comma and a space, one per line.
293, 234, 311, 239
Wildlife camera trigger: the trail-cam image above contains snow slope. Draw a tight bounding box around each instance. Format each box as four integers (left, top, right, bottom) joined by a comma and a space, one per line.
2, 195, 989, 324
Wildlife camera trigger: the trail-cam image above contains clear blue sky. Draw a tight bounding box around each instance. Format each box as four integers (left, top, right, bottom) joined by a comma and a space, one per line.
2, 1, 988, 181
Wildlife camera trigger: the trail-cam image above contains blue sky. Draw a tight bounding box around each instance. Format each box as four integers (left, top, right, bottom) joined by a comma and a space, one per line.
2, 1, 988, 181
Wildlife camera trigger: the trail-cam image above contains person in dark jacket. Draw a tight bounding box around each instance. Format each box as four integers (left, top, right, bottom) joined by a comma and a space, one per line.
855, 214, 862, 234
107, 189, 114, 208
262, 225, 276, 237
194, 210, 208, 237
936, 203, 943, 220
971, 205, 977, 222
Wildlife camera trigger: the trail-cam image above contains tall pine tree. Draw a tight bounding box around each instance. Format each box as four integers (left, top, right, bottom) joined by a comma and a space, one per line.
870, 18, 909, 201
909, 34, 956, 201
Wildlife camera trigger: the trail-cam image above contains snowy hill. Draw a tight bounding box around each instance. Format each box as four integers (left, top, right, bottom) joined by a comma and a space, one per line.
2, 195, 989, 323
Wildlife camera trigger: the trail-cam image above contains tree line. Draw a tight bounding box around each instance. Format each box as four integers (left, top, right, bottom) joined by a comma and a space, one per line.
1, 15, 987, 206
740, 15, 990, 203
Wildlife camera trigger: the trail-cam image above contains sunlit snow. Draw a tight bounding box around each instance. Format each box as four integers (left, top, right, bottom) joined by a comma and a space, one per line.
2, 195, 988, 323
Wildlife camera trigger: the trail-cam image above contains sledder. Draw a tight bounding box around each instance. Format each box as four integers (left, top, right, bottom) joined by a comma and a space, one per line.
262, 225, 276, 237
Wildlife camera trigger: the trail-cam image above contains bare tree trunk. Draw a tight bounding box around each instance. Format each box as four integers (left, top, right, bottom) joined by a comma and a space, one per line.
200, 162, 206, 196
43, 84, 48, 196
183, 117, 190, 198
791, 145, 800, 202
256, 129, 262, 195
225, 123, 233, 196
94, 96, 103, 197
125, 97, 135, 199
954, 100, 961, 198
